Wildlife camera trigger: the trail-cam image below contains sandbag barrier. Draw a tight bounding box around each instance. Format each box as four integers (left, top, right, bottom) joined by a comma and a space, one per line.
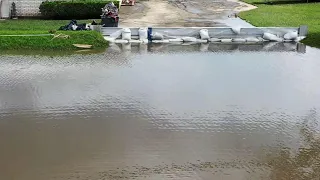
102, 26, 308, 44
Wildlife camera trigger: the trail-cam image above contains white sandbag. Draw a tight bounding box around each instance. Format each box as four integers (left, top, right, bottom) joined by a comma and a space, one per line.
245, 37, 260, 42
263, 32, 283, 42
232, 27, 241, 35
138, 27, 148, 40
153, 40, 170, 43
122, 28, 132, 40
232, 38, 246, 42
130, 39, 142, 43
284, 31, 298, 40
152, 32, 164, 40
110, 29, 123, 39
104, 37, 116, 42
209, 38, 221, 42
199, 29, 210, 40
197, 39, 208, 43
169, 38, 183, 42
182, 37, 197, 42
220, 39, 233, 43
115, 39, 129, 44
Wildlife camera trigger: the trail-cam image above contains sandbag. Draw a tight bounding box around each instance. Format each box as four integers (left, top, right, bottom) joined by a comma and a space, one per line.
153, 40, 170, 43
199, 29, 210, 40
245, 37, 260, 42
197, 39, 208, 43
169, 38, 183, 42
122, 28, 131, 40
130, 39, 142, 43
138, 27, 148, 40
152, 32, 164, 40
182, 37, 197, 42
220, 39, 233, 43
209, 38, 221, 42
284, 31, 298, 40
263, 32, 283, 42
232, 38, 246, 42
115, 39, 129, 44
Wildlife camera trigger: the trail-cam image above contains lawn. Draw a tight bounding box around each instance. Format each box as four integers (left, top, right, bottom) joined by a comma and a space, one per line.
239, 1, 320, 48
0, 20, 108, 50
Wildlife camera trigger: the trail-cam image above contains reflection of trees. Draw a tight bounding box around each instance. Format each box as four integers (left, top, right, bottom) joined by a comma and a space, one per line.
265, 109, 320, 180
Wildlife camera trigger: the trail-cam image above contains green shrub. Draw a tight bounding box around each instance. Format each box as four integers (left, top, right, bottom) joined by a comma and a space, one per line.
39, 0, 120, 20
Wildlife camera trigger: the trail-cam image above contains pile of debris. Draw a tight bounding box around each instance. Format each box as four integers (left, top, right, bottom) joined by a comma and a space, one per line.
101, 2, 119, 27
58, 19, 96, 31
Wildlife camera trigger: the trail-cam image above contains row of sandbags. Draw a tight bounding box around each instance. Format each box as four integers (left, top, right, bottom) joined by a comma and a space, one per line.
104, 28, 305, 43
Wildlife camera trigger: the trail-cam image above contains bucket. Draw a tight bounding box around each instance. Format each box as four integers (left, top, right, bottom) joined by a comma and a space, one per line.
0, 0, 10, 19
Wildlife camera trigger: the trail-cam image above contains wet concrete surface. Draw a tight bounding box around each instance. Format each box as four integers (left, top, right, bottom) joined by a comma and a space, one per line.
119, 0, 256, 27
1, 45, 320, 180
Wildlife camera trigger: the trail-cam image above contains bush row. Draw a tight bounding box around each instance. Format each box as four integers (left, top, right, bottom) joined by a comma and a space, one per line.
39, 1, 120, 19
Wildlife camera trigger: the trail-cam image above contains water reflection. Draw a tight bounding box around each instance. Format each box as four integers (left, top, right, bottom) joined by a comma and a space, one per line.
108, 42, 307, 54
263, 109, 320, 180
0, 47, 320, 180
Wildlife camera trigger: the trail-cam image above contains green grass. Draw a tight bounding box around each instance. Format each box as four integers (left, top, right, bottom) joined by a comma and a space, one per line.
0, 20, 108, 50
239, 1, 320, 48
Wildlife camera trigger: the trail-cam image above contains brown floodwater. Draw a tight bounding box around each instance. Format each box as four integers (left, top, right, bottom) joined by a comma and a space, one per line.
0, 44, 320, 180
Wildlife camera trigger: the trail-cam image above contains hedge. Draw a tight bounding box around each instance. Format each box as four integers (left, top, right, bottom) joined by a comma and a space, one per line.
39, 1, 120, 20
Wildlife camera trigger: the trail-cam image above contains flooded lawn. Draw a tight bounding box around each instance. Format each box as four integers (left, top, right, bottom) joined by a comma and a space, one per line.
0, 44, 320, 180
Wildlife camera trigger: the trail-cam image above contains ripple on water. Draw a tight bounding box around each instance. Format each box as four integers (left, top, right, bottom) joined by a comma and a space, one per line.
0, 47, 320, 180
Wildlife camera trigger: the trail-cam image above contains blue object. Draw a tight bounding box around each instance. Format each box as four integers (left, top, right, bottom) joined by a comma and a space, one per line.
147, 27, 152, 42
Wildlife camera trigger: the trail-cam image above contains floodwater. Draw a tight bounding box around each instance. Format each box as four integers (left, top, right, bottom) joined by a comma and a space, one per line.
1, 43, 320, 180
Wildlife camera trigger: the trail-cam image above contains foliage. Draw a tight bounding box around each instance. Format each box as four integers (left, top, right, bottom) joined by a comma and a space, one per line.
0, 20, 108, 50
239, 2, 320, 48
39, 0, 120, 19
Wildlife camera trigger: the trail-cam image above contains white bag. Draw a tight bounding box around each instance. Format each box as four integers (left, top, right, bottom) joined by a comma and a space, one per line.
263, 32, 283, 42
138, 27, 148, 40
245, 37, 260, 42
209, 38, 221, 42
152, 32, 164, 40
115, 39, 129, 44
284, 31, 298, 40
199, 29, 210, 40
153, 40, 170, 43
197, 39, 208, 43
169, 38, 183, 42
129, 39, 142, 43
182, 37, 197, 42
122, 28, 132, 40
232, 38, 246, 42
220, 39, 233, 43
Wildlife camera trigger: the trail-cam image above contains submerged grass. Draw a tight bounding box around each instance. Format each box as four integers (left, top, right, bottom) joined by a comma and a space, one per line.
0, 20, 108, 50
239, 1, 320, 48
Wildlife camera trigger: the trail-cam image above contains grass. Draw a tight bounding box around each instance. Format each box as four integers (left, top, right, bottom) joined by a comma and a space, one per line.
0, 20, 108, 50
239, 1, 320, 48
